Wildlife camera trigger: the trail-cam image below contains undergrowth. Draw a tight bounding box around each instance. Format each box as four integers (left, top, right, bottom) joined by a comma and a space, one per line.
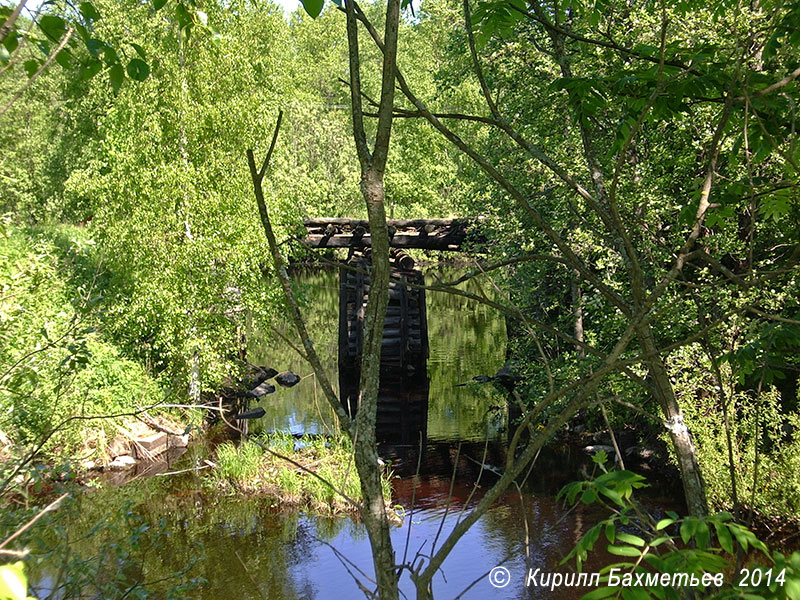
212, 432, 394, 516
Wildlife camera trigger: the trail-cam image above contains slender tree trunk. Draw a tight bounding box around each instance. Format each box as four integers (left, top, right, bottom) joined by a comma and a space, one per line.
542, 14, 708, 516
0, 0, 27, 45
571, 270, 584, 356
343, 0, 401, 596
638, 324, 708, 516
353, 170, 398, 600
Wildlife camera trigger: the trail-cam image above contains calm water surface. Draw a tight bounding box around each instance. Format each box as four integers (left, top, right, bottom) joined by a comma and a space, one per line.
26, 266, 677, 599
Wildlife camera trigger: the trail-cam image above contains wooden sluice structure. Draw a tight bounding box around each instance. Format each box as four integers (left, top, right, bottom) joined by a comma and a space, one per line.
302, 217, 480, 443
338, 251, 428, 376
303, 217, 475, 251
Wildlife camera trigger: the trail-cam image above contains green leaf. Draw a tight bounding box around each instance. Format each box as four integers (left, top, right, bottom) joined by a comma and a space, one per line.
695, 521, 710, 550
80, 58, 103, 80
23, 59, 39, 78
713, 522, 733, 554
175, 3, 193, 29
153, 0, 168, 8
109, 62, 124, 92
54, 47, 71, 68
605, 522, 616, 543
85, 38, 105, 58
680, 518, 698, 545
129, 42, 146, 61
650, 535, 672, 547
300, 0, 324, 18
126, 58, 150, 81
656, 518, 675, 531
39, 14, 66, 41
786, 579, 800, 600
592, 449, 608, 466
607, 544, 643, 557
2, 29, 19, 52
598, 486, 624, 506
79, 2, 101, 22
616, 533, 645, 547
581, 487, 597, 504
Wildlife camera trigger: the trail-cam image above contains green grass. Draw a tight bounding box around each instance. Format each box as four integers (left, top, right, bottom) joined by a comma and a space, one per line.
210, 433, 394, 517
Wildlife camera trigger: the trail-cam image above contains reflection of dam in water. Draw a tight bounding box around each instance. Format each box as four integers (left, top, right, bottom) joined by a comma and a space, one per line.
337, 250, 431, 445
248, 265, 508, 444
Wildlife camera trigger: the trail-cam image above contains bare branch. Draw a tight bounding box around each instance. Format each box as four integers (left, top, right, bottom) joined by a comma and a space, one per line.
0, 0, 28, 45
246, 113, 351, 430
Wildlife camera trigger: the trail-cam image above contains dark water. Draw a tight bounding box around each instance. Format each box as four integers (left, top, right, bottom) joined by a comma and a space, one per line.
24, 266, 678, 599
247, 266, 509, 443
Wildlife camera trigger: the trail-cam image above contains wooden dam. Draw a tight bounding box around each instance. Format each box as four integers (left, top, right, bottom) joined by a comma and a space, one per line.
303, 217, 481, 441
303, 217, 479, 373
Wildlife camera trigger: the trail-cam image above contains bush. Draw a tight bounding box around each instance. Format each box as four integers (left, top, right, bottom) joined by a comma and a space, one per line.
668, 344, 800, 520
0, 222, 165, 457
560, 453, 800, 600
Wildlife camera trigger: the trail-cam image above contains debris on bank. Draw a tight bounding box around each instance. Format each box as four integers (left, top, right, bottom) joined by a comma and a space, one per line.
85, 416, 191, 472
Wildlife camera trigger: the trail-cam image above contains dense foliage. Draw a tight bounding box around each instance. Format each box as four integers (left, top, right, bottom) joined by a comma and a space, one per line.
1, 0, 799, 597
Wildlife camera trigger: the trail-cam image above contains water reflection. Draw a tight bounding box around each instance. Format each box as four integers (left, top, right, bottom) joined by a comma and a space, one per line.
340, 370, 430, 445
248, 265, 508, 443
19, 265, 685, 600
25, 448, 617, 600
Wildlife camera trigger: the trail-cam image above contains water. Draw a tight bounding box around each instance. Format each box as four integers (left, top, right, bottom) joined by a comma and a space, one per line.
247, 266, 510, 443
24, 447, 632, 600
21, 265, 680, 599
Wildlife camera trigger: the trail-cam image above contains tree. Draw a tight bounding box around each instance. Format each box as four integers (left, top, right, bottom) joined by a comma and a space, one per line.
257, 0, 799, 597
248, 0, 404, 597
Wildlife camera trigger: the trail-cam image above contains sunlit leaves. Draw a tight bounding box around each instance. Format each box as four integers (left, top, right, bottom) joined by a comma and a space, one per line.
470, 0, 525, 42
723, 321, 800, 385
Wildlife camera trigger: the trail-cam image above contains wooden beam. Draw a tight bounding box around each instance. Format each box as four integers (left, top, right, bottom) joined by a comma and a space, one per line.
304, 233, 466, 250
304, 218, 469, 228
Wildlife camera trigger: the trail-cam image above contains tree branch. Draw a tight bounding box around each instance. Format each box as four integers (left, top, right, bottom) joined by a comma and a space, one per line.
246, 112, 352, 430
0, 27, 74, 117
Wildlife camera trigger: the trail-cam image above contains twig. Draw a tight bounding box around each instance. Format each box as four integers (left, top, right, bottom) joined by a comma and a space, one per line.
0, 492, 69, 549
0, 27, 74, 116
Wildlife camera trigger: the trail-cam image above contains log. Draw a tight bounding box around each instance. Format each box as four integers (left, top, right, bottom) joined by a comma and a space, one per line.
304, 217, 469, 228
391, 248, 415, 270
303, 232, 468, 251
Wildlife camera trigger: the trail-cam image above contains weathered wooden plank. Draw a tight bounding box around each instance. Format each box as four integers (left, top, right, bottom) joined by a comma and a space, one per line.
304, 218, 469, 228
304, 233, 467, 251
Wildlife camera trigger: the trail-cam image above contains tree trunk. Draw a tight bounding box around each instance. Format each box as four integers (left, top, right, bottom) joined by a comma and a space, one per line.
638, 324, 708, 516
353, 169, 399, 600
571, 270, 584, 356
